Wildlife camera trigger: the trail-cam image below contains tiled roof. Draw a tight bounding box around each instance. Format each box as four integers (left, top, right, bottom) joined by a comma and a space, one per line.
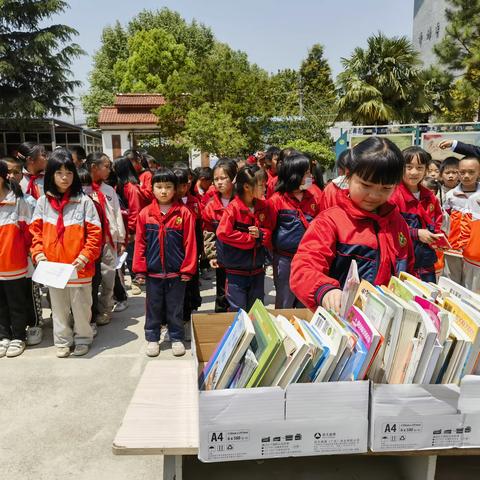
113, 94, 165, 107
98, 107, 158, 125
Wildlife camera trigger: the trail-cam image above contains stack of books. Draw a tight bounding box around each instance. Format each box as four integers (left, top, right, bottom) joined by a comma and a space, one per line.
199, 268, 480, 390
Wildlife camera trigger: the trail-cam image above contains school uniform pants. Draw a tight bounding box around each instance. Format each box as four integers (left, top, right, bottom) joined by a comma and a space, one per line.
226, 272, 265, 312
113, 270, 128, 302
145, 276, 186, 342
91, 260, 102, 318
0, 278, 29, 341
49, 284, 93, 347
463, 260, 480, 294
98, 243, 117, 315
273, 253, 303, 309
183, 271, 202, 322
25, 278, 43, 328
215, 267, 229, 313
443, 253, 464, 286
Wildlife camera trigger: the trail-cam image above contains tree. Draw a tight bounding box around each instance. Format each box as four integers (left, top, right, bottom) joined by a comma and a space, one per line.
269, 69, 300, 117
183, 103, 248, 157
434, 0, 480, 118
0, 0, 84, 120
282, 139, 335, 169
337, 33, 428, 124
114, 28, 194, 93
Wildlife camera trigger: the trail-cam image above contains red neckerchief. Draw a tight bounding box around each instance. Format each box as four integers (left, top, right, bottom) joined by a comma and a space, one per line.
48, 191, 71, 243
283, 191, 315, 229
91, 182, 114, 247
26, 172, 44, 200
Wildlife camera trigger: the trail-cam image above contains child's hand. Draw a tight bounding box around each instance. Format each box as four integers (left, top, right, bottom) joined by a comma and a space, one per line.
35, 253, 47, 264
248, 226, 260, 238
72, 256, 87, 270
439, 140, 453, 150
180, 274, 190, 282
321, 289, 342, 315
418, 229, 443, 245
209, 258, 219, 269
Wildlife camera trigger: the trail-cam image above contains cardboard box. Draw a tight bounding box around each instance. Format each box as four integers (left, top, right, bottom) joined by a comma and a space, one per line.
192, 309, 369, 463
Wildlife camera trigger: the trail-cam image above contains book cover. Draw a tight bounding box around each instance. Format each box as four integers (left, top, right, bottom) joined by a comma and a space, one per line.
340, 259, 360, 317
388, 276, 416, 302
229, 348, 258, 389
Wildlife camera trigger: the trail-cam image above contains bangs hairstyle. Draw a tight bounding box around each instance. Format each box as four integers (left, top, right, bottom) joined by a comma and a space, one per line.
402, 146, 432, 166
213, 158, 238, 181
0, 160, 23, 198
77, 168, 93, 186
85, 151, 109, 171
265, 146, 280, 165
16, 141, 45, 163
152, 168, 178, 188
234, 165, 266, 197
336, 149, 349, 170
44, 148, 83, 198
276, 153, 310, 193
113, 156, 140, 186
173, 167, 189, 185
346, 137, 404, 185
441, 156, 459, 173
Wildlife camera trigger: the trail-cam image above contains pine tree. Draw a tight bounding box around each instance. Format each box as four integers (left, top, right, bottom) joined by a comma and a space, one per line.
0, 0, 84, 120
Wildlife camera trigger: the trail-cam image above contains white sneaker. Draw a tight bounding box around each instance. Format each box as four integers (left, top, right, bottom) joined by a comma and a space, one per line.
72, 344, 89, 356
56, 346, 70, 358
26, 326, 43, 346
146, 342, 160, 357
131, 284, 142, 295
6, 340, 26, 358
172, 341, 186, 357
113, 300, 128, 313
0, 339, 10, 358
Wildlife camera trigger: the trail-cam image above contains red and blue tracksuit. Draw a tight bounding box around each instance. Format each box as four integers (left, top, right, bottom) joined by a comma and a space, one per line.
290, 190, 415, 311
202, 193, 230, 312
390, 182, 442, 282
266, 169, 278, 199
133, 201, 197, 342
216, 196, 274, 311
268, 190, 320, 308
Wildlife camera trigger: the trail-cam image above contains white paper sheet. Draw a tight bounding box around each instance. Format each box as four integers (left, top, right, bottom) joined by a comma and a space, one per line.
32, 261, 78, 289
116, 251, 128, 270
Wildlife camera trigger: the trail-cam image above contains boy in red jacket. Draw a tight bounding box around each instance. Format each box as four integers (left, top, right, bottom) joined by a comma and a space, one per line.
133, 168, 197, 357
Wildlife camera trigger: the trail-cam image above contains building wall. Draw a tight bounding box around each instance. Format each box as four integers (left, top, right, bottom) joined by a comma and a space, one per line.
102, 131, 131, 159
412, 0, 449, 68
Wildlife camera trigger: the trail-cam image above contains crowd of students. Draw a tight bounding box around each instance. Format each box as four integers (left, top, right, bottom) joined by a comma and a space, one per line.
0, 137, 479, 360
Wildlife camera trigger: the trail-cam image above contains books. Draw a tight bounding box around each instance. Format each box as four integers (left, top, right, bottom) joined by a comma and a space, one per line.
340, 259, 360, 317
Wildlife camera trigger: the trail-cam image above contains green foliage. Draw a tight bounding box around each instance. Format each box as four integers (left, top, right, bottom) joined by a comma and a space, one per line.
337, 33, 427, 124
0, 0, 84, 120
269, 69, 300, 116
282, 139, 335, 168
183, 103, 248, 157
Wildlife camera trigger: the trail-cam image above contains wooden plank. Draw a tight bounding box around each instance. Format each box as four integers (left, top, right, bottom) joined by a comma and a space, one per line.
113, 360, 199, 455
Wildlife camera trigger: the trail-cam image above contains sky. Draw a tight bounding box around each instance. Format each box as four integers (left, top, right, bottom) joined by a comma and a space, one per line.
51, 0, 415, 120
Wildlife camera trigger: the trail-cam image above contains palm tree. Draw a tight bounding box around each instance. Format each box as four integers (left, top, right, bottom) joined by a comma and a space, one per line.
337, 33, 430, 125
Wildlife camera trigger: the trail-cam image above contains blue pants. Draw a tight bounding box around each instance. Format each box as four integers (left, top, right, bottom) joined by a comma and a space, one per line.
145, 276, 186, 342
226, 272, 265, 312
273, 253, 303, 309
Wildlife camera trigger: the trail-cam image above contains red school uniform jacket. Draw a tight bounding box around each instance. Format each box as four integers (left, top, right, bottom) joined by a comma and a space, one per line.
216, 196, 274, 274
202, 192, 229, 233
133, 201, 197, 278
200, 184, 218, 207
320, 176, 348, 210
266, 169, 278, 199
290, 190, 415, 311
268, 189, 320, 257
123, 182, 149, 235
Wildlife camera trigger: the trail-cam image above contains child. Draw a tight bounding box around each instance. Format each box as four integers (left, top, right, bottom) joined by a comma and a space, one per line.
70, 146, 87, 169
30, 149, 102, 358
389, 147, 444, 283
320, 149, 349, 210
0, 160, 32, 358
174, 167, 203, 333
439, 156, 460, 205
265, 146, 280, 199
216, 165, 273, 311
290, 137, 414, 312
443, 156, 480, 284
269, 153, 320, 308
16, 142, 47, 200
309, 157, 325, 203
85, 152, 126, 324
427, 159, 441, 180
461, 191, 480, 293
114, 156, 149, 295
193, 166, 213, 201
202, 159, 238, 312
133, 168, 197, 357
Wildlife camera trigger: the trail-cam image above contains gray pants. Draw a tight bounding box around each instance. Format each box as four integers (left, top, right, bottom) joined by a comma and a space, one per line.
98, 243, 117, 315
463, 260, 480, 294
273, 253, 303, 309
443, 253, 464, 286
49, 285, 93, 347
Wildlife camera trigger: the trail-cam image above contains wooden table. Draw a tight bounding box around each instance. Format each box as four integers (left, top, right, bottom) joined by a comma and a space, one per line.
113, 360, 480, 480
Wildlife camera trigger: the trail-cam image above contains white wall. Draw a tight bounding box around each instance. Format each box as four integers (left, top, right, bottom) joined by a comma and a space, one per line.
102, 130, 131, 159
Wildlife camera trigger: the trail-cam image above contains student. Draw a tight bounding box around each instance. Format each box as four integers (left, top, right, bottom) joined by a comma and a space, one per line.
290, 137, 414, 312
461, 191, 480, 293
174, 167, 203, 331
320, 149, 349, 210
133, 168, 197, 357
438, 156, 460, 205
70, 146, 87, 169
309, 157, 325, 203
16, 142, 47, 200
114, 156, 149, 295
216, 165, 273, 311
0, 160, 33, 358
85, 152, 126, 324
265, 146, 280, 199
443, 156, 480, 284
389, 147, 443, 283
269, 153, 320, 308
30, 149, 102, 358
202, 159, 238, 312
124, 149, 152, 198
427, 159, 441, 180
